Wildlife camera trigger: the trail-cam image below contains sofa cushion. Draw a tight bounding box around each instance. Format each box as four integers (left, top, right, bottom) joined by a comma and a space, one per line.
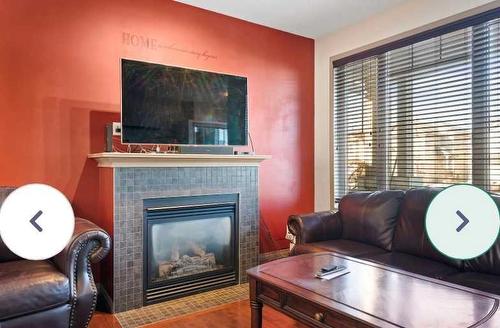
364, 252, 459, 279
292, 239, 387, 257
392, 188, 461, 269
444, 272, 500, 295
0, 260, 69, 320
339, 190, 405, 251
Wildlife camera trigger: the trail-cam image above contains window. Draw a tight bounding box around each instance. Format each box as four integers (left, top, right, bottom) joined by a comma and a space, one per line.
333, 12, 500, 205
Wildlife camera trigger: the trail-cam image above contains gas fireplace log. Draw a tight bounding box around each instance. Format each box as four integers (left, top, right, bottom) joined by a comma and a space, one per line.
187, 241, 206, 256
158, 253, 217, 278
159, 263, 176, 277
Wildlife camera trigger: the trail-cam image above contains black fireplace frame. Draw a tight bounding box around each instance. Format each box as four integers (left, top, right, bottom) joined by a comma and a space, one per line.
143, 193, 239, 304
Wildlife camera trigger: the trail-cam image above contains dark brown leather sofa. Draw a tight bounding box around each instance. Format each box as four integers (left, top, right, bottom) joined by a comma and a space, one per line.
288, 188, 500, 295
0, 218, 111, 328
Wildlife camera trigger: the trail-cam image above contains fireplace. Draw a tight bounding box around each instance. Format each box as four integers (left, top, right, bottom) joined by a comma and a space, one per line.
143, 194, 239, 304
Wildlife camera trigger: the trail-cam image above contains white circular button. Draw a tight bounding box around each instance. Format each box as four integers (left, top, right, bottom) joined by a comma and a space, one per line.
0, 184, 75, 260
426, 184, 500, 260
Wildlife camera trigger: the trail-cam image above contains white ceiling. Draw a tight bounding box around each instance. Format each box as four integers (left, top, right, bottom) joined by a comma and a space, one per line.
175, 0, 408, 38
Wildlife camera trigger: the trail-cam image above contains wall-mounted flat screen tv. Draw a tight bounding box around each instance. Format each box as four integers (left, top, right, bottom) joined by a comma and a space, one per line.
121, 59, 248, 145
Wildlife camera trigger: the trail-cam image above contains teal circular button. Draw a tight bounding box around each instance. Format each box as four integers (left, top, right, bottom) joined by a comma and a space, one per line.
425, 184, 500, 260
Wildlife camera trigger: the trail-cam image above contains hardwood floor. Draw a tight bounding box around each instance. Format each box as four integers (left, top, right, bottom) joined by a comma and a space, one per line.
89, 300, 306, 328
90, 311, 122, 328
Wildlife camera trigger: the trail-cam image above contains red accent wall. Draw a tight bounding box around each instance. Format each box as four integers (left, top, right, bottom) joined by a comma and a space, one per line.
0, 0, 314, 252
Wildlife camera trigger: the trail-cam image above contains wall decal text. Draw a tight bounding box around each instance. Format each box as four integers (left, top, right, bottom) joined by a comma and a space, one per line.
122, 32, 217, 61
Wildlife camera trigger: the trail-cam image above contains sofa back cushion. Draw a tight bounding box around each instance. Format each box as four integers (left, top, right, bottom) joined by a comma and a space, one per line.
461, 193, 500, 275
0, 187, 21, 262
392, 188, 461, 268
339, 190, 405, 251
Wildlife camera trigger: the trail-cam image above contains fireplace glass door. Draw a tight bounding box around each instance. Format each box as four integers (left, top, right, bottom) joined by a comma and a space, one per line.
144, 194, 238, 304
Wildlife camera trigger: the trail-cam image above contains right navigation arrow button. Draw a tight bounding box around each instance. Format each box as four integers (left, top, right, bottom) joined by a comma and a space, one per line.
456, 210, 470, 233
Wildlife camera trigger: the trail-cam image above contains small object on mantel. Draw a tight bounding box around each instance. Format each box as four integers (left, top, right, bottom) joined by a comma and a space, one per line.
234, 150, 255, 155
88, 152, 271, 168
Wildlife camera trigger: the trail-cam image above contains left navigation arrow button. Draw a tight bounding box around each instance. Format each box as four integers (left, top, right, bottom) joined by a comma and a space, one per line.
30, 210, 43, 232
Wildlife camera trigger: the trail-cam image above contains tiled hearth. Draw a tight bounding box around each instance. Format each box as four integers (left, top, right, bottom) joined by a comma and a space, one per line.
115, 283, 249, 328
113, 166, 259, 312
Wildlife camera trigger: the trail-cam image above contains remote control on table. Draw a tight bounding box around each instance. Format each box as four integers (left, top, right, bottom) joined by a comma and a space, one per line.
315, 265, 346, 278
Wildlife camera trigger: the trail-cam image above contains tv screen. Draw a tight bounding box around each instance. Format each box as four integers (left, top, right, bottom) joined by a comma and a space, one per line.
121, 59, 248, 145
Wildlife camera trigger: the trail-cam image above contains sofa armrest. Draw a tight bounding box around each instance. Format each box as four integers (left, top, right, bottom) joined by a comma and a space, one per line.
52, 218, 111, 328
287, 211, 342, 244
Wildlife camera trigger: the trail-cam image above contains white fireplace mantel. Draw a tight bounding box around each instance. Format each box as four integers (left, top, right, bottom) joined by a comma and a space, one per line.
88, 152, 271, 168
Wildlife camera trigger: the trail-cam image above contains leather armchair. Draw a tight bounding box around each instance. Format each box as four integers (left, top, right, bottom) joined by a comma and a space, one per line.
0, 217, 111, 328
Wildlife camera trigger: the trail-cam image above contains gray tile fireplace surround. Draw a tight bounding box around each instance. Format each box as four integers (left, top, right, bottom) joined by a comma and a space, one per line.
113, 166, 259, 313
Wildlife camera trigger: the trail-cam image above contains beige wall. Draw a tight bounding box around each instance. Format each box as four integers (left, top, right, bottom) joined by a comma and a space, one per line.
314, 0, 500, 211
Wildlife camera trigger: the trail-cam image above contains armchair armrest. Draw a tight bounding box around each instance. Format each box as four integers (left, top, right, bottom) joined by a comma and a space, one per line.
287, 211, 342, 244
52, 218, 111, 328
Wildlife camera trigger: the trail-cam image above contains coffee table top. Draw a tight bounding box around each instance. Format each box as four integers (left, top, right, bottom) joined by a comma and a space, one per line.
247, 253, 500, 328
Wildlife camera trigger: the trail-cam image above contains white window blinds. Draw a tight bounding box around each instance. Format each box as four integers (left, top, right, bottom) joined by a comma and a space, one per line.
333, 15, 500, 204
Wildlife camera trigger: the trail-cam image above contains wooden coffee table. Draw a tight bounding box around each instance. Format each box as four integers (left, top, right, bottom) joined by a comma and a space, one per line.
247, 252, 500, 327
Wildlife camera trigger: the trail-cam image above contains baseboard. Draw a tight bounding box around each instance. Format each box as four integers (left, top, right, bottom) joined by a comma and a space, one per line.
96, 283, 113, 313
